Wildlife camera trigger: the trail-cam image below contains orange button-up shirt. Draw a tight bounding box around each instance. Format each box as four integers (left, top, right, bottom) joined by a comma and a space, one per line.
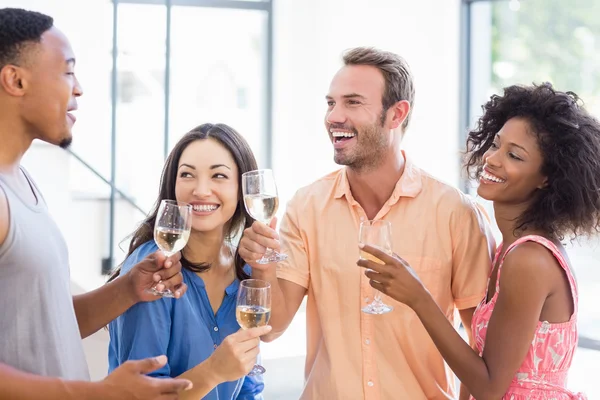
276, 153, 495, 399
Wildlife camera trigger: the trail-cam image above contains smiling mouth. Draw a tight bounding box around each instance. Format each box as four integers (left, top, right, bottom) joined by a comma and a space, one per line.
192, 204, 220, 213
480, 170, 506, 183
331, 130, 356, 143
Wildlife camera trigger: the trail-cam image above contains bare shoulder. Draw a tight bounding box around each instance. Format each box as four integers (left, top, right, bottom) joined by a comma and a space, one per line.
0, 187, 8, 246
501, 241, 561, 291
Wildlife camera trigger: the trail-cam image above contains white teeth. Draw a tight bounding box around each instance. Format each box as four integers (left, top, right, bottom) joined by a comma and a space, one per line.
481, 171, 506, 183
193, 205, 218, 212
331, 131, 355, 138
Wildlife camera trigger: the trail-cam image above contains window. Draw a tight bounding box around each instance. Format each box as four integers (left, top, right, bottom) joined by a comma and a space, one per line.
462, 0, 600, 395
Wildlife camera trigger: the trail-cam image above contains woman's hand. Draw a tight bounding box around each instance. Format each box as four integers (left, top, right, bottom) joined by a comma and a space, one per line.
357, 244, 430, 310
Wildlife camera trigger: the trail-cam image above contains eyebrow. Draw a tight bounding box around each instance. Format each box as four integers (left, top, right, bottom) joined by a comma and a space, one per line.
325, 93, 367, 100
178, 163, 231, 170
496, 134, 530, 154
509, 142, 529, 154
210, 164, 231, 170
342, 93, 366, 99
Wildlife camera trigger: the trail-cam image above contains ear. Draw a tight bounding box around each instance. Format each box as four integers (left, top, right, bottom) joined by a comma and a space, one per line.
0, 65, 28, 97
388, 100, 410, 130
537, 176, 548, 190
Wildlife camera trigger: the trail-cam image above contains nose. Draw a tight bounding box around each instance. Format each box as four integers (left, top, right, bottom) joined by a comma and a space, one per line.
326, 103, 347, 125
484, 147, 501, 168
73, 75, 83, 97
192, 178, 211, 198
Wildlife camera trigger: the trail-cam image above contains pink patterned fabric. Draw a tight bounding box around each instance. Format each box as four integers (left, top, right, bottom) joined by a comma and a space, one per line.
470, 235, 586, 399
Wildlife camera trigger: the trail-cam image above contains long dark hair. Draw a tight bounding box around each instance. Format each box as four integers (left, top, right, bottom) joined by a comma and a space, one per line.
109, 123, 258, 282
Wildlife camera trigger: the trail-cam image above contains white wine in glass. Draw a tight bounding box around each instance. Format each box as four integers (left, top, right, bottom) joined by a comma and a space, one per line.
243, 194, 279, 225
148, 199, 192, 298
154, 226, 190, 255
242, 169, 287, 264
359, 220, 394, 315
236, 305, 271, 329
236, 279, 271, 376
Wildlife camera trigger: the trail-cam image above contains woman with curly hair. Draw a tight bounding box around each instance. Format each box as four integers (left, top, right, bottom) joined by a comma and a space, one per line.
358, 83, 600, 399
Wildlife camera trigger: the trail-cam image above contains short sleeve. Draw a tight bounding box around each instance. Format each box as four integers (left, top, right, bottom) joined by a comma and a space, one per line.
276, 192, 310, 289
451, 199, 496, 310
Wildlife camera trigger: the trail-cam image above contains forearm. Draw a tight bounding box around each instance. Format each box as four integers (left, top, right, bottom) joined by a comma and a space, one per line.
251, 268, 293, 342
0, 363, 102, 400
177, 359, 223, 400
412, 296, 497, 399
458, 308, 476, 400
459, 384, 471, 400
73, 275, 137, 339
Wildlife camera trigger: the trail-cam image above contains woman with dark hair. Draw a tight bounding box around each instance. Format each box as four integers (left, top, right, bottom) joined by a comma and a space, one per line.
358, 83, 600, 399
108, 123, 267, 400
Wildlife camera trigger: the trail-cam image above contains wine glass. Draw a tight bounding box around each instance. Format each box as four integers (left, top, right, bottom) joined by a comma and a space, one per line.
359, 220, 394, 315
236, 279, 271, 376
148, 199, 192, 298
242, 169, 287, 264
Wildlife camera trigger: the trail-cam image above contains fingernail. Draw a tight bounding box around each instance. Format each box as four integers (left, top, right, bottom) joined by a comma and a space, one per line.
154, 274, 161, 282
186, 382, 193, 390
175, 291, 181, 298
155, 355, 167, 364
358, 243, 365, 249
156, 284, 165, 292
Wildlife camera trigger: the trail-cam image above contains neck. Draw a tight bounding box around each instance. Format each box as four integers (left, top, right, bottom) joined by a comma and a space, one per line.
183, 228, 233, 274
0, 110, 34, 175
346, 149, 405, 220
493, 201, 547, 249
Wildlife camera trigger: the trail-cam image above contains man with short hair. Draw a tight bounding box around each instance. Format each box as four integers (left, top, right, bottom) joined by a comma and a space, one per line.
0, 8, 270, 400
240, 47, 496, 399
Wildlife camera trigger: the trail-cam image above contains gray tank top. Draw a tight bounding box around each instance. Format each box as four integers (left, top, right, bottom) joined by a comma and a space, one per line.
0, 169, 89, 380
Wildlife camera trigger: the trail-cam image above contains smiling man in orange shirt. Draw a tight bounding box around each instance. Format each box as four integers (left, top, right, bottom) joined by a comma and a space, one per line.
239, 47, 496, 400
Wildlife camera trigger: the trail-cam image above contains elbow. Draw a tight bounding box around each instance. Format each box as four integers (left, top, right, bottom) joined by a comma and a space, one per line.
469, 384, 508, 400
260, 335, 276, 343
473, 393, 504, 400
260, 331, 284, 343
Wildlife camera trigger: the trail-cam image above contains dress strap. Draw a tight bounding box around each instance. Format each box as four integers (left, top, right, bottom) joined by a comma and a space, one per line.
495, 235, 578, 315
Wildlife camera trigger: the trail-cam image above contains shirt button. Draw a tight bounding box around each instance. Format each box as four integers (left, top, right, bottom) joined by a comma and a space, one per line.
213, 326, 219, 332
213, 344, 218, 349
367, 381, 374, 387
365, 339, 370, 345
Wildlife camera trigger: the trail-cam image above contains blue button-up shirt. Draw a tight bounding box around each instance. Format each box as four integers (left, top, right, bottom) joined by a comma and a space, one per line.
108, 241, 264, 399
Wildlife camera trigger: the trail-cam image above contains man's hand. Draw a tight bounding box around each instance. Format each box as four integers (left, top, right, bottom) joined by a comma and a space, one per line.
206, 326, 272, 382
125, 251, 188, 302
99, 356, 192, 400
238, 218, 280, 271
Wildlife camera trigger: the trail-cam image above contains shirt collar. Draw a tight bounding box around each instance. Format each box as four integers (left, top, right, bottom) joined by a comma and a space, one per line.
334, 151, 423, 202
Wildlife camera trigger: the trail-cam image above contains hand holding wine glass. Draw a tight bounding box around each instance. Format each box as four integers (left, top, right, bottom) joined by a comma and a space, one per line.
242, 169, 287, 264
148, 199, 192, 298
359, 220, 394, 315
236, 279, 271, 376
206, 325, 272, 384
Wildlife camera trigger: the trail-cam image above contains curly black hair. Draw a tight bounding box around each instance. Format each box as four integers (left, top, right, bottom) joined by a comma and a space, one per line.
0, 8, 53, 70
465, 82, 600, 240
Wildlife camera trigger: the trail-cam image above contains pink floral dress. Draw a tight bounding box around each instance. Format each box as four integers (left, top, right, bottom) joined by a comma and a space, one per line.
470, 235, 586, 399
